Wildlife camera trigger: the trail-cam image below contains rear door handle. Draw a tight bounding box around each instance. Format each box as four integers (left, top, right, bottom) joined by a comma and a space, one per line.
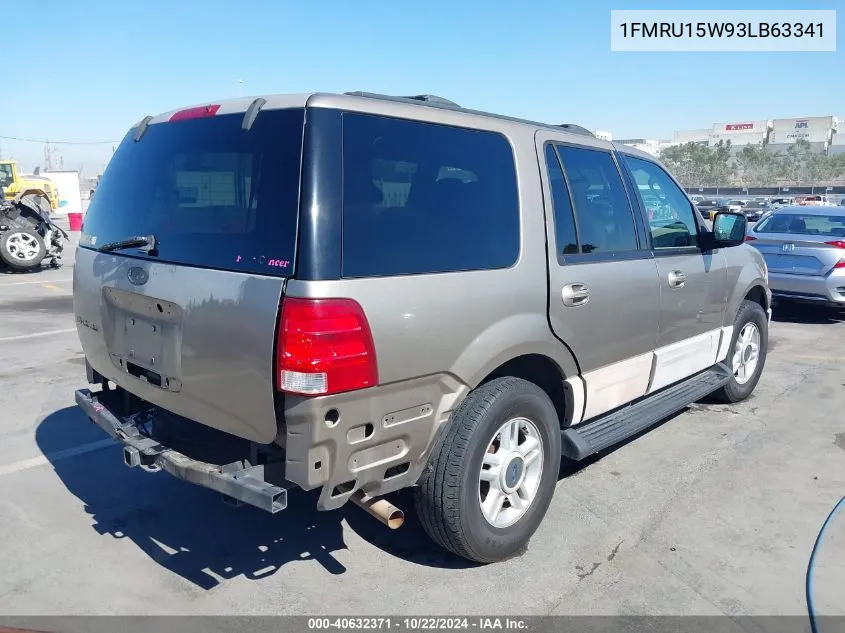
562, 283, 590, 307
668, 270, 687, 289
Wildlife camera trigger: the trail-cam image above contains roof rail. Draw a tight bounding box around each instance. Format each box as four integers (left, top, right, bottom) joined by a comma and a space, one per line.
345, 91, 461, 109
557, 124, 595, 137
404, 94, 461, 107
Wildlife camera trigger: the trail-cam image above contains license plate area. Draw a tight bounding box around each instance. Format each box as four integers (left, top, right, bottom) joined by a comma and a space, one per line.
102, 287, 184, 392
763, 253, 823, 274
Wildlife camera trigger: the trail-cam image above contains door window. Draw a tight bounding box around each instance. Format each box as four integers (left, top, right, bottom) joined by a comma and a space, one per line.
553, 145, 639, 254
623, 155, 699, 249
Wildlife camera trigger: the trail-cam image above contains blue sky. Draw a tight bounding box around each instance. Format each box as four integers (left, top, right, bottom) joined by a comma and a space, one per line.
1, 0, 842, 174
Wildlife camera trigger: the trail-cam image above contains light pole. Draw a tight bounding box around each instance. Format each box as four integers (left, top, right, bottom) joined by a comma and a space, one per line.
238, 79, 244, 97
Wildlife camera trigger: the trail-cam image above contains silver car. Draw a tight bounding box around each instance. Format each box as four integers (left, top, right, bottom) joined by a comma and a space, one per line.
72, 91, 770, 563
747, 206, 845, 308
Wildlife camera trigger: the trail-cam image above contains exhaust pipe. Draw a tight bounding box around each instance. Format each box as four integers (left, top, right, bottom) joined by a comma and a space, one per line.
350, 490, 404, 529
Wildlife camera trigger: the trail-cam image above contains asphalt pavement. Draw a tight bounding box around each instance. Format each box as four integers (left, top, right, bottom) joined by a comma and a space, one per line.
0, 237, 843, 619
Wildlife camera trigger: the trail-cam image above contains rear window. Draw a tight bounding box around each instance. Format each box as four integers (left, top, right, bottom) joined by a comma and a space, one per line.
340, 113, 519, 277
755, 213, 845, 237
80, 109, 304, 276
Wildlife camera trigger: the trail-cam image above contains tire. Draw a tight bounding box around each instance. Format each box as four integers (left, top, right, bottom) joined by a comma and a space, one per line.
0, 227, 46, 271
414, 377, 561, 563
712, 300, 768, 403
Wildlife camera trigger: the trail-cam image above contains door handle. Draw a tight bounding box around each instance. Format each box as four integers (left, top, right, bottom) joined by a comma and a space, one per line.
562, 283, 590, 307
668, 270, 687, 289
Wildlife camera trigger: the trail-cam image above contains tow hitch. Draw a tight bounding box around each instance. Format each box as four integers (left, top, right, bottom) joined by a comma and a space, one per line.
75, 389, 288, 514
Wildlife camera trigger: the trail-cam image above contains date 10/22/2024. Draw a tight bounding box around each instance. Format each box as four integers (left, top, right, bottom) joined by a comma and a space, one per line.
235, 254, 290, 269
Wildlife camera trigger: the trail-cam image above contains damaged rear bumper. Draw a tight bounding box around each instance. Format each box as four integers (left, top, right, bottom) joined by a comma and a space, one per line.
74, 388, 287, 514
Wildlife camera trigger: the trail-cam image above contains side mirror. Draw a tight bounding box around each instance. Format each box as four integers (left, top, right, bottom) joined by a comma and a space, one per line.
709, 211, 747, 247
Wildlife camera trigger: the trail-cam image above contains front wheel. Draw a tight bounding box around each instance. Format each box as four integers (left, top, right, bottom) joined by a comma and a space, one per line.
0, 228, 46, 271
414, 377, 561, 563
712, 300, 768, 403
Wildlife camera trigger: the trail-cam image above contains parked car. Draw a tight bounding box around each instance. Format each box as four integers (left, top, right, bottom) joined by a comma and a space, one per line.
727, 200, 747, 214
746, 206, 845, 308
797, 195, 833, 207
770, 197, 794, 209
697, 199, 730, 221
741, 200, 769, 222
72, 91, 770, 563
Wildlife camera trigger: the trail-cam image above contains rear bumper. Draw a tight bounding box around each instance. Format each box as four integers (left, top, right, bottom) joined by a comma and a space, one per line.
75, 389, 288, 513
769, 269, 845, 306
76, 369, 468, 513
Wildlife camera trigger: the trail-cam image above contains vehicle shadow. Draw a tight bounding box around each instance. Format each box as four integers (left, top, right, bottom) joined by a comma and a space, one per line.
0, 266, 54, 276
37, 403, 696, 584
36, 406, 474, 589
772, 302, 845, 325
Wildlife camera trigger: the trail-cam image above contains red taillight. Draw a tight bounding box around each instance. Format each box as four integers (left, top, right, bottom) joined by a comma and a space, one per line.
169, 104, 221, 122
834, 261, 845, 269
277, 298, 378, 396
745, 236, 757, 241
825, 241, 845, 249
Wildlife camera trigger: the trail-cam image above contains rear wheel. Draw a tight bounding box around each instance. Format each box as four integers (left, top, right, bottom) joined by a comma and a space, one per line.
0, 227, 46, 271
712, 300, 768, 403
414, 377, 561, 563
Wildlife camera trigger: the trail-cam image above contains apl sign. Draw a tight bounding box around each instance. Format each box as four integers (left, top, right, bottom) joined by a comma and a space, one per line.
795, 120, 809, 129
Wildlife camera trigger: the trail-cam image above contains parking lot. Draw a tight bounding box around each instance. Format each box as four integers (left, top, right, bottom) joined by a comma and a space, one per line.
0, 233, 843, 618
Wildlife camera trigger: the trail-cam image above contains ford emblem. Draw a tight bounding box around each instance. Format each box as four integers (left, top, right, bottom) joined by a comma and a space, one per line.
127, 266, 149, 286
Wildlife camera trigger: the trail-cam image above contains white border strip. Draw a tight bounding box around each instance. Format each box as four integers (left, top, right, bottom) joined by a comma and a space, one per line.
0, 439, 116, 477
0, 328, 77, 343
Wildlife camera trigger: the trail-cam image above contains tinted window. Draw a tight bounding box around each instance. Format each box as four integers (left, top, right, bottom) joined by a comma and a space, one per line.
545, 144, 578, 255
755, 213, 845, 236
555, 145, 638, 253
80, 109, 304, 276
624, 155, 699, 249
341, 113, 519, 277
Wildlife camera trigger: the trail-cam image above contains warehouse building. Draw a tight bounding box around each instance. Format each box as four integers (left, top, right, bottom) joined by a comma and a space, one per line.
673, 129, 710, 145
613, 138, 664, 156
830, 132, 845, 156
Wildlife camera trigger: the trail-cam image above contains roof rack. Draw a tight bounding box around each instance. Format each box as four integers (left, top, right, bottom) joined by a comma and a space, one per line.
557, 124, 595, 137
345, 91, 461, 109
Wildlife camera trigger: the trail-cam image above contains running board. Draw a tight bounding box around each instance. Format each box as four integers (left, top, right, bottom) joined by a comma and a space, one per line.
561, 363, 733, 461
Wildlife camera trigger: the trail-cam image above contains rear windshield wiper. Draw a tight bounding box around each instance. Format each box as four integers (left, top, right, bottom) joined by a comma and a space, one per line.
98, 234, 157, 254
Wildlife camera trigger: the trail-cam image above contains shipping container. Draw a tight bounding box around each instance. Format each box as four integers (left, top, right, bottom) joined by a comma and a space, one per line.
770, 116, 838, 145
709, 120, 771, 146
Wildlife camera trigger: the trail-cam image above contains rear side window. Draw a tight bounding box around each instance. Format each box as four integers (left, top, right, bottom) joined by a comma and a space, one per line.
341, 113, 519, 277
554, 145, 638, 253
80, 109, 304, 276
